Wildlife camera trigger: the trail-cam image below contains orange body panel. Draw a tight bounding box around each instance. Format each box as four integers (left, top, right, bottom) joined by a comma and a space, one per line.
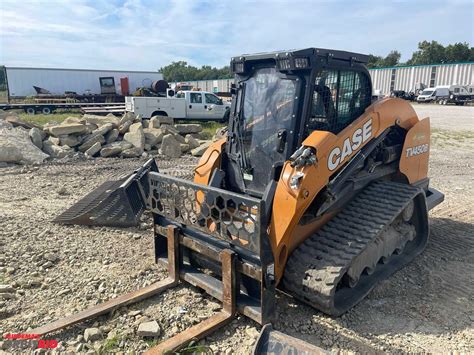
269, 98, 428, 281
194, 139, 226, 205
399, 117, 430, 183
194, 139, 226, 186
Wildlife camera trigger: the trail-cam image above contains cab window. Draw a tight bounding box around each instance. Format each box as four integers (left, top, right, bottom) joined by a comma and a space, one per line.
307, 69, 371, 135
190, 93, 202, 103
205, 93, 221, 105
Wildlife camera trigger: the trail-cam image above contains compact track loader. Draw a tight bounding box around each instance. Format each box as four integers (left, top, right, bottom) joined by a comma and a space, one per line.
48, 48, 444, 353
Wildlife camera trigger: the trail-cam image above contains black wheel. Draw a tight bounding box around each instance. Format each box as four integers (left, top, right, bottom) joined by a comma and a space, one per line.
151, 111, 167, 117
42, 107, 52, 115
25, 107, 35, 115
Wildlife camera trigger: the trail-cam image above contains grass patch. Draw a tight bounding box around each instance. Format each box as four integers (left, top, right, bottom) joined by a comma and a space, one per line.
144, 338, 160, 348
102, 336, 120, 352
19, 112, 82, 127
194, 121, 226, 140
431, 128, 474, 148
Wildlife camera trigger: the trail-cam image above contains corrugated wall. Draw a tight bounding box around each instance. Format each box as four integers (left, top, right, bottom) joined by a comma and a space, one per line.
171, 62, 473, 95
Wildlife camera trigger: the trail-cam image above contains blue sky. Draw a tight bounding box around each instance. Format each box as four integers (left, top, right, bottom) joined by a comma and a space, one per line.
1, 0, 473, 71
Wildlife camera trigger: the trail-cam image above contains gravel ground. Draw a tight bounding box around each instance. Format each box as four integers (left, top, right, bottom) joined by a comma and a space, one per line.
1, 105, 473, 354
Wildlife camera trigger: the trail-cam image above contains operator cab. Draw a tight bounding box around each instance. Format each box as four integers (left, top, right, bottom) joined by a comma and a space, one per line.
223, 48, 372, 197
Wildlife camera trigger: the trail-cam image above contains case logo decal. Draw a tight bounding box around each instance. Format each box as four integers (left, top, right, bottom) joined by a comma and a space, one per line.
328, 119, 372, 171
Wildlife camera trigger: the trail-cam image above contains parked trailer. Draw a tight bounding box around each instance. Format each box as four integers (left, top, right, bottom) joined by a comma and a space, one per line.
3, 67, 163, 99
0, 102, 125, 115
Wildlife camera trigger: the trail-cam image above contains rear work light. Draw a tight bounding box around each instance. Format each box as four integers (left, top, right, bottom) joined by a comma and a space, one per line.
233, 62, 245, 74
278, 59, 291, 70
294, 57, 309, 68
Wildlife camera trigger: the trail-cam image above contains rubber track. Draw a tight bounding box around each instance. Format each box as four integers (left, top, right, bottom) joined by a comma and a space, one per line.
282, 181, 423, 316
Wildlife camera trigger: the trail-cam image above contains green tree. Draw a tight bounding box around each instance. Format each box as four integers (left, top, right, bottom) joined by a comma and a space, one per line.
367, 50, 401, 68
445, 42, 474, 62
406, 41, 473, 65
160, 62, 231, 82
383, 50, 401, 67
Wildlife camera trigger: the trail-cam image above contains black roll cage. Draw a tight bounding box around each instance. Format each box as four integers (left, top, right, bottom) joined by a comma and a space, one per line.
228, 47, 373, 163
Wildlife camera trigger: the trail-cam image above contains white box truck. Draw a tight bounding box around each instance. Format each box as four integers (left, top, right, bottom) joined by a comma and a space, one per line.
125, 90, 231, 121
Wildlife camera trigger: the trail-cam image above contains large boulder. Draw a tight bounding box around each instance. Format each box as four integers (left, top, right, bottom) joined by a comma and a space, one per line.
42, 140, 73, 159
100, 145, 122, 158
0, 118, 13, 129
124, 123, 145, 151
0, 127, 49, 164
105, 129, 119, 144
85, 142, 101, 157
48, 136, 61, 146
118, 120, 133, 135
48, 123, 87, 136
172, 133, 185, 144
191, 141, 212, 157
121, 147, 142, 158
29, 128, 43, 149
150, 115, 173, 128
180, 143, 190, 153
5, 114, 41, 129
160, 134, 181, 158
59, 135, 81, 147
174, 124, 203, 134
93, 123, 113, 136
160, 124, 179, 136
82, 114, 120, 127
184, 134, 200, 149
78, 133, 105, 152
63, 116, 86, 125
143, 128, 163, 146
120, 112, 135, 125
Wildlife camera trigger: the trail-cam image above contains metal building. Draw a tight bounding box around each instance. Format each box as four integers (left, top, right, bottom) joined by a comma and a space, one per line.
171, 62, 474, 95
5, 67, 163, 98
370, 62, 473, 94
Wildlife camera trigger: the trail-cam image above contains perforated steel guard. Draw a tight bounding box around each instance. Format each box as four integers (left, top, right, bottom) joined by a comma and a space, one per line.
148, 172, 264, 254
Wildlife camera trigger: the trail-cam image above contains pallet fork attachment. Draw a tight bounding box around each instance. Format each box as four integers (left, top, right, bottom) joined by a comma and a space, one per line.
26, 226, 240, 354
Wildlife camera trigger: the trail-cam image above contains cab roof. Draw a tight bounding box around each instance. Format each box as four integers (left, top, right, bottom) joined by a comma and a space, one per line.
231, 48, 369, 65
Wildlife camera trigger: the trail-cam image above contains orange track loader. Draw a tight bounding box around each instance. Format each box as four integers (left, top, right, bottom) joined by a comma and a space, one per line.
51, 48, 444, 352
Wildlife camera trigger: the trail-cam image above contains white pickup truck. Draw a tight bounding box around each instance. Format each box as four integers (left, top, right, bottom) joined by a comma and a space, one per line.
125, 90, 231, 121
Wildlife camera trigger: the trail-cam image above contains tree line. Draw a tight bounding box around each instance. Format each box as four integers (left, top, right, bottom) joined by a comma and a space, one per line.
160, 41, 473, 81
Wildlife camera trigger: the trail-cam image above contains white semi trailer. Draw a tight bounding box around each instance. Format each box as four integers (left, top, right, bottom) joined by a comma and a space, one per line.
4, 67, 163, 98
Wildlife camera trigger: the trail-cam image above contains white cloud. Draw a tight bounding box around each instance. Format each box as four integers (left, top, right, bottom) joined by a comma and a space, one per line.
0, 0, 472, 70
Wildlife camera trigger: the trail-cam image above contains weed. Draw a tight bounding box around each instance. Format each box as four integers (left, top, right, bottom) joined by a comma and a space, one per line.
103, 336, 120, 351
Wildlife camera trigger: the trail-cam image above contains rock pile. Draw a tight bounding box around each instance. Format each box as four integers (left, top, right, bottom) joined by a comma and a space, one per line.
0, 110, 214, 165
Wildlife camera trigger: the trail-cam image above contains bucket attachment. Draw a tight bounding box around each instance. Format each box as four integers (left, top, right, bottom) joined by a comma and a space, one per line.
53, 159, 157, 227
253, 324, 328, 355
